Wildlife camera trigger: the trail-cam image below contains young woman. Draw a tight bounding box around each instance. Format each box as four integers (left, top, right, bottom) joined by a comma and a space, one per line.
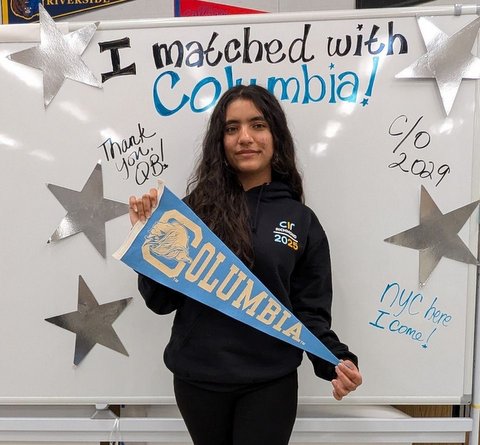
129, 85, 362, 445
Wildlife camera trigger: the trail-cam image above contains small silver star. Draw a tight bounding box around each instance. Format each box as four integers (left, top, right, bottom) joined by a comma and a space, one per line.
8, 3, 101, 107
396, 16, 480, 115
45, 276, 132, 366
384, 186, 479, 286
47, 162, 129, 258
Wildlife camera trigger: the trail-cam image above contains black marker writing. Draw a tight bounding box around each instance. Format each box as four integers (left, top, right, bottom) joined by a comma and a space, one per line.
387, 114, 451, 187
98, 123, 168, 185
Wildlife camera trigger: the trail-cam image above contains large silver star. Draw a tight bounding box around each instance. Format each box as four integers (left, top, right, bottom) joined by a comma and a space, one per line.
396, 16, 480, 115
46, 276, 132, 366
384, 186, 479, 286
47, 162, 129, 258
7, 3, 101, 107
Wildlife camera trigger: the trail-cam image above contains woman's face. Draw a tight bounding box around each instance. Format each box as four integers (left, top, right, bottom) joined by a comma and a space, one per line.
223, 98, 274, 190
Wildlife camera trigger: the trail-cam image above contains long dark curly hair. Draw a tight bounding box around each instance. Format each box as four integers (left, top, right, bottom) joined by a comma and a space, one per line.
186, 84, 303, 267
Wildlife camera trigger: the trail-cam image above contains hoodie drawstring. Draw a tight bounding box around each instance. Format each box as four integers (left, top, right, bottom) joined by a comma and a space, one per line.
251, 183, 265, 233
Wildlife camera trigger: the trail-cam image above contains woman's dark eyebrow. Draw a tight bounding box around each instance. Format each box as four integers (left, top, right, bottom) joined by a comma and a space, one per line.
225, 116, 267, 125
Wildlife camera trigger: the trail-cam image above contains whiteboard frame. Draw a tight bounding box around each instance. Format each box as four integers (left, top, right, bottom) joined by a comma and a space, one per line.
0, 4, 478, 407
0, 5, 479, 43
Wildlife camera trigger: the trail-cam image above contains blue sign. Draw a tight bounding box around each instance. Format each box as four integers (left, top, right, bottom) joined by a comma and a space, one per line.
114, 183, 340, 366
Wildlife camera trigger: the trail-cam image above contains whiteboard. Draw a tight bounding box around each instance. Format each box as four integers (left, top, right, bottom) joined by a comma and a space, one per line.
0, 7, 478, 404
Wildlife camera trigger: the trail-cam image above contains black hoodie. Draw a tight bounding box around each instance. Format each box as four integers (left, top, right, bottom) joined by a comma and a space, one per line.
138, 181, 357, 385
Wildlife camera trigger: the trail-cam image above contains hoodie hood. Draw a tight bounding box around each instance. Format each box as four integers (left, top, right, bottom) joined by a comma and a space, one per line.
246, 181, 296, 233
246, 181, 293, 233
246, 180, 296, 202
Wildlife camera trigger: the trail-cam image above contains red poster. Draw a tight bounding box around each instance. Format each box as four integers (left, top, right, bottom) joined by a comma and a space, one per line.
175, 0, 265, 17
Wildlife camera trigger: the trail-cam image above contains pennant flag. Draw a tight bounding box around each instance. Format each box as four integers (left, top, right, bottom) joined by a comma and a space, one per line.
114, 183, 339, 366
2, 0, 133, 24
175, 0, 265, 17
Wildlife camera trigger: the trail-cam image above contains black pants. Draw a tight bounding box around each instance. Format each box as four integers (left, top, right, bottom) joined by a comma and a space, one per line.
174, 371, 298, 445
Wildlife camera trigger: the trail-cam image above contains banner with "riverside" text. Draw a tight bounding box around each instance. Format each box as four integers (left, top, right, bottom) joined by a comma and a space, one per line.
114, 183, 339, 366
2, 0, 132, 24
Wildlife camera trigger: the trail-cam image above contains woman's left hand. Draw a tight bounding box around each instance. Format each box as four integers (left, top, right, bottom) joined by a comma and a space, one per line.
331, 360, 362, 401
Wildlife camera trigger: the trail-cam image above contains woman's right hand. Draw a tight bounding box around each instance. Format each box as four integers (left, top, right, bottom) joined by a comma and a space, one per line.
129, 188, 158, 226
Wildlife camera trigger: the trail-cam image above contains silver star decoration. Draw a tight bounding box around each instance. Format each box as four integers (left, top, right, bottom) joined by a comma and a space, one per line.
47, 162, 129, 258
396, 16, 480, 115
7, 3, 101, 107
46, 276, 132, 366
385, 186, 479, 286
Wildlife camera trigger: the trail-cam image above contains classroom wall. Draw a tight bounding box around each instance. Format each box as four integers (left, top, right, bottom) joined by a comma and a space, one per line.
55, 0, 468, 21
0, 1, 476, 445
0, 0, 468, 22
